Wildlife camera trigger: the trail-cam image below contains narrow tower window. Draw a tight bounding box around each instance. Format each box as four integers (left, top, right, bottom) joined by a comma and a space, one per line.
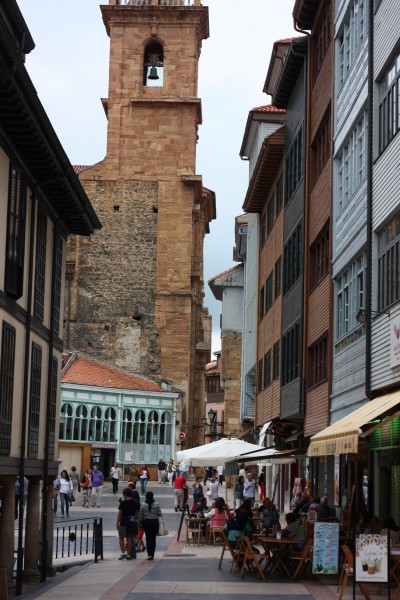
143, 42, 164, 87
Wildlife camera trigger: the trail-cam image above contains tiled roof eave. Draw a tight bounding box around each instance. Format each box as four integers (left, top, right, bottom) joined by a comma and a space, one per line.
242, 127, 285, 213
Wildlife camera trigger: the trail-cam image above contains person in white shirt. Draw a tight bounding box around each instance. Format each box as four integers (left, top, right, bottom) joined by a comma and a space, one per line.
217, 465, 224, 486
58, 470, 73, 518
243, 471, 256, 507
110, 462, 121, 495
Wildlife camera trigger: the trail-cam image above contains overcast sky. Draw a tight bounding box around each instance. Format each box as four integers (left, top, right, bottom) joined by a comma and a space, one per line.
18, 0, 296, 354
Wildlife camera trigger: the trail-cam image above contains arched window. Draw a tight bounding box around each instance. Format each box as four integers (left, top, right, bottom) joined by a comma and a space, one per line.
160, 411, 172, 445
104, 407, 117, 442
147, 410, 159, 445
60, 403, 73, 440
73, 404, 88, 441
90, 406, 103, 441
143, 42, 164, 87
133, 409, 146, 446
122, 408, 133, 443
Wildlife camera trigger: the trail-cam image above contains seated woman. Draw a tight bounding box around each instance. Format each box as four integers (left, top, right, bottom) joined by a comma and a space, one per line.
204, 497, 228, 540
381, 517, 400, 546
224, 508, 253, 548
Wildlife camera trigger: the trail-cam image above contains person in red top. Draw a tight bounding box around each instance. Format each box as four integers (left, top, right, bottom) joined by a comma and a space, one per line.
173, 473, 187, 512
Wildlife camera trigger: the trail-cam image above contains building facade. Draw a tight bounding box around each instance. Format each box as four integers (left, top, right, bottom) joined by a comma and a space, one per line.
60, 354, 179, 478
0, 0, 100, 590
208, 265, 247, 439
64, 0, 215, 451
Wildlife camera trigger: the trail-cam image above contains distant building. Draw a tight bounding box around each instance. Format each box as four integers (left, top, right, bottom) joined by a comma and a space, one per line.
60, 353, 179, 477
0, 0, 100, 590
209, 264, 249, 439
204, 351, 224, 441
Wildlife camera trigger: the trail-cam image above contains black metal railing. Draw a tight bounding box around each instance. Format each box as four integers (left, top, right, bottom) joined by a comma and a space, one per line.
54, 517, 103, 562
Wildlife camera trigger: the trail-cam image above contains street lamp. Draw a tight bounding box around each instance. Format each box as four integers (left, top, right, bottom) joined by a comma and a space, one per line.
356, 308, 390, 324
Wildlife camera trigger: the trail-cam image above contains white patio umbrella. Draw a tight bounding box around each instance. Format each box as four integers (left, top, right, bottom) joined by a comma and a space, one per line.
174, 437, 265, 467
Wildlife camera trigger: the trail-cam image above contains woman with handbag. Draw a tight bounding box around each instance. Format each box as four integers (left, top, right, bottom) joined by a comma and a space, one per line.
139, 491, 163, 560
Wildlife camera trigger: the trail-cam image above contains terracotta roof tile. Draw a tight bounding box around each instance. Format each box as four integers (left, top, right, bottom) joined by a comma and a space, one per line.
208, 264, 241, 284
62, 354, 165, 392
73, 165, 92, 175
251, 105, 286, 113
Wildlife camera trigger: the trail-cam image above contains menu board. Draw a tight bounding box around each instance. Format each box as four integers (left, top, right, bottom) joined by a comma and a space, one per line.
313, 522, 339, 574
355, 533, 388, 583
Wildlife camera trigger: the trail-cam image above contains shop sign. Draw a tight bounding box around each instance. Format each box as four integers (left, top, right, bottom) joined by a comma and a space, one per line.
313, 522, 339, 574
355, 533, 388, 582
91, 443, 118, 449
390, 316, 400, 368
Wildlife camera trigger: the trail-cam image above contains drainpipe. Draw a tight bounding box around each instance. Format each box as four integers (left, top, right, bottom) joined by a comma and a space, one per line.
293, 21, 311, 421
190, 296, 198, 448
16, 188, 37, 596
365, 0, 374, 400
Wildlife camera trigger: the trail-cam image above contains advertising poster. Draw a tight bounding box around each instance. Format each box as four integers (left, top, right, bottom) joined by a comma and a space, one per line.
313, 522, 339, 574
355, 533, 388, 582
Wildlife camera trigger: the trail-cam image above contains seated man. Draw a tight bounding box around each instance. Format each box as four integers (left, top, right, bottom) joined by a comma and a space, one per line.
259, 497, 280, 530
281, 512, 306, 554
224, 510, 253, 548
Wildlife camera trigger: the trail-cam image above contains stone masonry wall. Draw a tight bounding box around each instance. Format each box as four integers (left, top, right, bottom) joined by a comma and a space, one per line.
65, 178, 160, 378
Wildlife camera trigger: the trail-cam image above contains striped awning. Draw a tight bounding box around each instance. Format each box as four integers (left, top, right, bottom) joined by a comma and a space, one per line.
307, 391, 400, 457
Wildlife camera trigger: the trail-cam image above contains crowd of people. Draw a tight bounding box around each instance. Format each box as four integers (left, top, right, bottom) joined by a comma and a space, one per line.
51, 458, 400, 568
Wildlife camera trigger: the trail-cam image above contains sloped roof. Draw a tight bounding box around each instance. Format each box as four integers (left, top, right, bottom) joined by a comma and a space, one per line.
208, 264, 242, 284
61, 354, 164, 393
250, 105, 286, 113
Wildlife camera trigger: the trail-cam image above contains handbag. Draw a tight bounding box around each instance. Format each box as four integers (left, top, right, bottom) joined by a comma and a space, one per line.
157, 517, 168, 536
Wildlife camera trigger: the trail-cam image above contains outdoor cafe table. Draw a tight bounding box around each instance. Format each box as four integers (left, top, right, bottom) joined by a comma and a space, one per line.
254, 536, 299, 578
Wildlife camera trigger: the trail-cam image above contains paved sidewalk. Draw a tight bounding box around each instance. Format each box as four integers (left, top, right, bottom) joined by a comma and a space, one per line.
16, 482, 386, 600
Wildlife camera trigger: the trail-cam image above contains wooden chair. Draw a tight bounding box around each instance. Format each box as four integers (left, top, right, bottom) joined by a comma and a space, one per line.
185, 517, 204, 547
240, 535, 266, 580
337, 545, 371, 600
291, 536, 313, 580
218, 530, 241, 572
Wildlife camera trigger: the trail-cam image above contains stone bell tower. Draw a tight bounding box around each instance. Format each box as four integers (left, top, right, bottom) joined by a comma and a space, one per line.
65, 0, 215, 447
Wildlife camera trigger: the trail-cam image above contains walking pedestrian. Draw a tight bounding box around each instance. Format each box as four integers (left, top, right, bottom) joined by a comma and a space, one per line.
91, 465, 105, 507
116, 487, 140, 560
243, 471, 256, 508
59, 470, 73, 518
128, 465, 139, 484
69, 466, 80, 498
166, 459, 176, 486
206, 477, 219, 501
217, 465, 224, 486
139, 491, 163, 560
234, 475, 245, 509
173, 471, 187, 511
139, 464, 149, 495
110, 462, 121, 494
80, 469, 92, 508
157, 458, 166, 484
204, 466, 214, 485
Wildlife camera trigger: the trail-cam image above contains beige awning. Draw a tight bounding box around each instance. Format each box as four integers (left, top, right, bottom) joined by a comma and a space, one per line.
307, 391, 400, 457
